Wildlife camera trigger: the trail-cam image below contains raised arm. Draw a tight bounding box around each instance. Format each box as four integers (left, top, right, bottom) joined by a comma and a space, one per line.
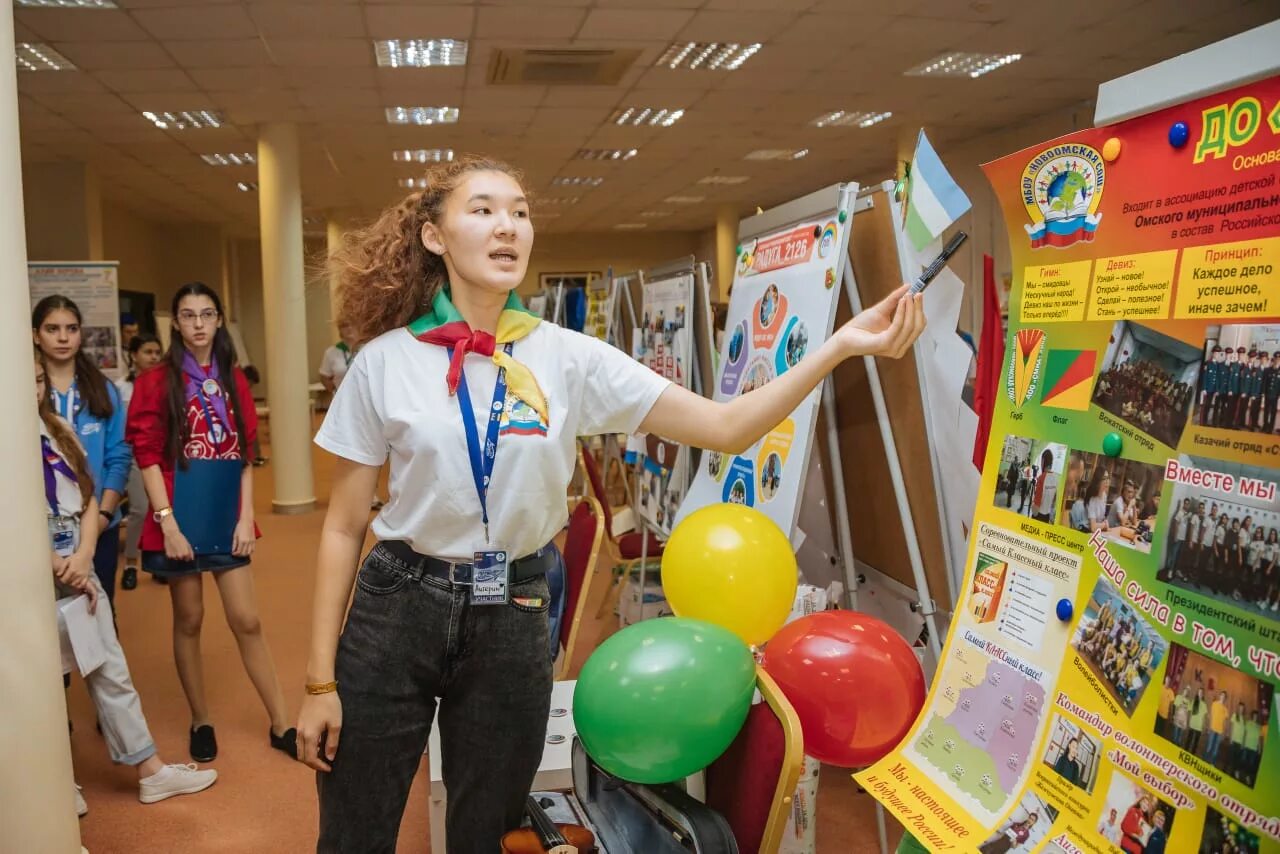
639, 286, 924, 454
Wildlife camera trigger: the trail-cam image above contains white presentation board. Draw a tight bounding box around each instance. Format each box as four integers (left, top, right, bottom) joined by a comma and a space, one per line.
676, 184, 856, 537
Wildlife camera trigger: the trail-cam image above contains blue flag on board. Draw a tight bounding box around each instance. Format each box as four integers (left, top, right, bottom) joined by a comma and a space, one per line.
904, 130, 971, 252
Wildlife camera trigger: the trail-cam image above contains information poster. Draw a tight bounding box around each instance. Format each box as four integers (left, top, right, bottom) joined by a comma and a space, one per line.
584, 275, 613, 341
859, 76, 1279, 854
29, 262, 123, 380
677, 192, 854, 536
635, 273, 694, 533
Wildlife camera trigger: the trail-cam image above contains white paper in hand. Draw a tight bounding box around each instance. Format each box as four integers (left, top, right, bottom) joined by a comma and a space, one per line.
57, 594, 109, 677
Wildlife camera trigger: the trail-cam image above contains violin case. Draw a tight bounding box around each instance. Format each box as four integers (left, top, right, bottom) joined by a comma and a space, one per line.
530, 738, 738, 854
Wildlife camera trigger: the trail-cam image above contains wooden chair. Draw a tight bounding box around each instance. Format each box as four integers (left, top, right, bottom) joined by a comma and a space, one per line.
705, 666, 806, 854
556, 494, 605, 679
577, 441, 665, 619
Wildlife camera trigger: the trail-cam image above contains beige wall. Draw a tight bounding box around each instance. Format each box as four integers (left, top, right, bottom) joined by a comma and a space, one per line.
22, 161, 101, 261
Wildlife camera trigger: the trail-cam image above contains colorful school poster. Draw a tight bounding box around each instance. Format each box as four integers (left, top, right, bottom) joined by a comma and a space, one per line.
677, 191, 855, 536
28, 262, 123, 380
858, 75, 1280, 854
583, 275, 613, 341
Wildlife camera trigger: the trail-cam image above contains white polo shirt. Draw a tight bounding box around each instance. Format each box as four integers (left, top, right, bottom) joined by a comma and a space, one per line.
316, 322, 671, 561
319, 344, 354, 389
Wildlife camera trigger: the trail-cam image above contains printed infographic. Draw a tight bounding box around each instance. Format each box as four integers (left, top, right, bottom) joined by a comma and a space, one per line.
859, 75, 1280, 854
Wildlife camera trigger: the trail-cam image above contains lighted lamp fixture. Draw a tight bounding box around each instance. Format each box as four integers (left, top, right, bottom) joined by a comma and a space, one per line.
697, 175, 749, 185
537, 196, 581, 205
374, 39, 467, 68
665, 195, 704, 204
639, 211, 671, 218
657, 42, 760, 71
399, 177, 429, 189
905, 52, 1022, 79
551, 176, 604, 187
811, 110, 892, 128
143, 110, 223, 130
575, 148, 637, 161
201, 153, 255, 166
385, 106, 459, 125
15, 43, 75, 71
614, 223, 647, 230
745, 149, 808, 161
16, 0, 116, 7
236, 182, 256, 192
610, 107, 684, 127
393, 149, 454, 163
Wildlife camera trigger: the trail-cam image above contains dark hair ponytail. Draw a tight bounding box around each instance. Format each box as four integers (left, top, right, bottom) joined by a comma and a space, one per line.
165, 282, 248, 469
31, 294, 115, 420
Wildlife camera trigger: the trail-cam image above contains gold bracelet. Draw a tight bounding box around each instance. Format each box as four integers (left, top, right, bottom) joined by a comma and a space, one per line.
305, 680, 338, 695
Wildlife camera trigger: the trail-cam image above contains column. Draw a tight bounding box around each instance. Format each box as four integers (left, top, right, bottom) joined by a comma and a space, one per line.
714, 204, 738, 302
257, 122, 316, 513
0, 8, 82, 851
326, 218, 344, 341
22, 161, 102, 260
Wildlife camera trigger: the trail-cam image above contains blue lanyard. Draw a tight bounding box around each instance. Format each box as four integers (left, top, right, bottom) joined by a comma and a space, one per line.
451, 343, 511, 545
53, 383, 79, 422
194, 384, 221, 439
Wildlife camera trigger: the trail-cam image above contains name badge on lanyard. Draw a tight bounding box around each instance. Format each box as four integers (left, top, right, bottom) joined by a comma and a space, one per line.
452, 343, 512, 605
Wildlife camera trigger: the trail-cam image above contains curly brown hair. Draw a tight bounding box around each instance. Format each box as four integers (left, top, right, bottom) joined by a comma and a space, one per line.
331, 154, 525, 344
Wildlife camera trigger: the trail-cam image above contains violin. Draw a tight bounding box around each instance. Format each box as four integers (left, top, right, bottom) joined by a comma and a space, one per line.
500, 795, 597, 854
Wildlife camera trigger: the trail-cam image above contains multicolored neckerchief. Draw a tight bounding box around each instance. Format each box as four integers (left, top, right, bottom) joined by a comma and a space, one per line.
407, 287, 547, 424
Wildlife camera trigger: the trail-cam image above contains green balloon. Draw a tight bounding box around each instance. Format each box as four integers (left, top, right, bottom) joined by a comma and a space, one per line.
1102, 431, 1124, 457
573, 616, 756, 784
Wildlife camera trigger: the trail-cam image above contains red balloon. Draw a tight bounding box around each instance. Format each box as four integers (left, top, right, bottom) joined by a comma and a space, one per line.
762, 611, 925, 767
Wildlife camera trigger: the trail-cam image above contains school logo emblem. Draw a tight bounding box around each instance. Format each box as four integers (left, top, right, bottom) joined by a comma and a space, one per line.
1020, 144, 1105, 249
499, 396, 548, 437
1007, 328, 1046, 408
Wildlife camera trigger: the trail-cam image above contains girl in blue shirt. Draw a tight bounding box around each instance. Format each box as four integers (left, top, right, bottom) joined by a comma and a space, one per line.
33, 295, 133, 604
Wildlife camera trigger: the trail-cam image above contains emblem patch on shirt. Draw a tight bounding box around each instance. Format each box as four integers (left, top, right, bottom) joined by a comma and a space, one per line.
500, 393, 549, 437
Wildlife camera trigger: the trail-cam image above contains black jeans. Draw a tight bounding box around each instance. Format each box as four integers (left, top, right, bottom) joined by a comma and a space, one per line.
93, 523, 121, 605
317, 543, 553, 854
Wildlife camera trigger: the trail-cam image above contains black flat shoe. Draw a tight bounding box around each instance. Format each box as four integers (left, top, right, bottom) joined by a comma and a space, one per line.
270, 727, 298, 760
190, 725, 217, 762
121, 566, 138, 590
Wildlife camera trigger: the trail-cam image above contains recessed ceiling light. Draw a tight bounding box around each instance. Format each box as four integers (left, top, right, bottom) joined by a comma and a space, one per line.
399, 177, 429, 189
536, 211, 561, 219
143, 110, 223, 130
201, 153, 255, 166
16, 0, 116, 7
614, 223, 647, 230
811, 110, 893, 129
639, 211, 670, 218
236, 182, 257, 192
697, 175, 750, 185
15, 43, 76, 72
745, 149, 808, 161
551, 177, 604, 187
904, 52, 1022, 79
385, 106, 459, 125
664, 195, 704, 204
374, 39, 468, 68
393, 149, 454, 163
658, 42, 760, 71
610, 107, 685, 127
575, 149, 637, 161
536, 196, 580, 206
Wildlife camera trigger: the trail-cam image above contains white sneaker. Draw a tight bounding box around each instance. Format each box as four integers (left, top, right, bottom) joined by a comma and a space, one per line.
74, 782, 87, 817
138, 763, 218, 804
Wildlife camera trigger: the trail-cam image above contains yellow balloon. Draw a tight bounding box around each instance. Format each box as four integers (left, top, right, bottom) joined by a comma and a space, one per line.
662, 504, 797, 645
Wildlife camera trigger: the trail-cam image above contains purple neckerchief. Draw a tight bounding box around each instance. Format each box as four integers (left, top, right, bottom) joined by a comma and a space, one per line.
182, 351, 231, 433
42, 435, 77, 515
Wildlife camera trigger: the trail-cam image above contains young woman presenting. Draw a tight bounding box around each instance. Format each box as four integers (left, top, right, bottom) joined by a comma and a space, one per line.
298, 155, 925, 853
126, 283, 294, 763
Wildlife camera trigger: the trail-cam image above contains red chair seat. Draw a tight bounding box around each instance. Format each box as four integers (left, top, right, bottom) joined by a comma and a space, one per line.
617, 530, 664, 560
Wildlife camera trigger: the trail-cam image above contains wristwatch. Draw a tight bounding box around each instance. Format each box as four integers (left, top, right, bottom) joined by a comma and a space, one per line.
152, 506, 174, 523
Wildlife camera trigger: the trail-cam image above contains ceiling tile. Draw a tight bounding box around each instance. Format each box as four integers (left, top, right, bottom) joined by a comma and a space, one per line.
169, 39, 276, 68
249, 4, 366, 38
475, 7, 586, 39
362, 4, 475, 39
95, 68, 199, 93
16, 71, 108, 95
16, 9, 151, 42
677, 10, 799, 42
187, 67, 289, 90
132, 6, 258, 40
266, 39, 373, 68
774, 12, 894, 43
55, 41, 176, 70
119, 91, 220, 111
578, 9, 695, 41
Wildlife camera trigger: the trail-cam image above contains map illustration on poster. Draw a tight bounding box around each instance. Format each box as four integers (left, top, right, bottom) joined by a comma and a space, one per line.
635, 273, 694, 533
677, 188, 855, 536
858, 75, 1280, 854
28, 262, 124, 381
